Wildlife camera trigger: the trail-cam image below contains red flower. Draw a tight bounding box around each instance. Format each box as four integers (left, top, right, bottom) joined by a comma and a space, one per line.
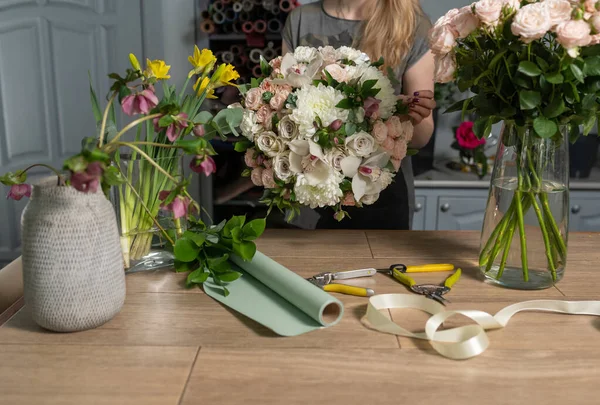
70, 162, 104, 193
456, 122, 486, 150
6, 184, 31, 201
189, 155, 216, 177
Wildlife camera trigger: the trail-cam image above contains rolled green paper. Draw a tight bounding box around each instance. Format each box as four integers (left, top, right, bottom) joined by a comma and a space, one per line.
203, 251, 344, 336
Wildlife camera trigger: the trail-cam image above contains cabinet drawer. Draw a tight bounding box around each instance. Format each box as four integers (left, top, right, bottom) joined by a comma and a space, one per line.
412, 196, 426, 230
436, 195, 488, 231
569, 196, 600, 232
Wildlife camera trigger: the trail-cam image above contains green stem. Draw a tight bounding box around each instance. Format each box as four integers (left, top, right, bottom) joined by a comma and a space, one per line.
529, 192, 557, 281
126, 141, 180, 149
515, 190, 529, 282
479, 200, 516, 266
119, 143, 179, 184
178, 75, 192, 102
107, 113, 163, 146
20, 164, 63, 185
98, 93, 117, 147
496, 219, 517, 280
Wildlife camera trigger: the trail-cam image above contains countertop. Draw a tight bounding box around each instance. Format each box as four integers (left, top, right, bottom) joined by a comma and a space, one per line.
1, 230, 600, 405
415, 161, 600, 190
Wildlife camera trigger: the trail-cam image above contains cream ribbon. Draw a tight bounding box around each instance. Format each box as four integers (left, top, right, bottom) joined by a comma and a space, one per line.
363, 294, 600, 360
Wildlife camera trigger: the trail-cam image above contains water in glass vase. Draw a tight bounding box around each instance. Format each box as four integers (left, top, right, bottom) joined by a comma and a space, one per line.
480, 176, 568, 290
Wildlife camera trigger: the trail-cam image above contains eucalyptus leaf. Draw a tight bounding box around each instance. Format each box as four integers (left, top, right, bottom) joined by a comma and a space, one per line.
193, 111, 214, 124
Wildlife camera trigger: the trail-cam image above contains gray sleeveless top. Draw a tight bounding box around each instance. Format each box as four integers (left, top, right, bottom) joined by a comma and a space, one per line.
282, 1, 432, 230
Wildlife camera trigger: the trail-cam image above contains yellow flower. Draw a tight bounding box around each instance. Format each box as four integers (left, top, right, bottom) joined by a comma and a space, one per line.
129, 53, 141, 72
188, 45, 217, 78
194, 76, 217, 99
212, 63, 240, 88
145, 59, 171, 80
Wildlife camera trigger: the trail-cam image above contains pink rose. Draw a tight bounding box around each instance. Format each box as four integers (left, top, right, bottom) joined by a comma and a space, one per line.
390, 158, 402, 172
450, 6, 480, 38
261, 168, 276, 189
386, 116, 401, 138
341, 192, 356, 207
511, 3, 552, 43
245, 87, 263, 110
585, 0, 598, 13
269, 56, 282, 70
382, 136, 395, 152
245, 148, 259, 168
591, 33, 600, 45
269, 92, 288, 111
372, 120, 388, 143
264, 159, 273, 169
456, 121, 486, 149
556, 20, 592, 50
392, 139, 407, 160
324, 64, 348, 82
250, 167, 263, 186
475, 0, 503, 26
501, 0, 520, 11
434, 53, 457, 84
544, 0, 573, 27
256, 105, 274, 130
428, 23, 457, 55
363, 97, 381, 118
260, 80, 274, 93
6, 183, 31, 201
435, 9, 460, 27
591, 12, 600, 33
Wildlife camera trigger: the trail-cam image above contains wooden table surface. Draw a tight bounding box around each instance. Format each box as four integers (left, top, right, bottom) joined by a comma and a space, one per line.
1, 230, 600, 405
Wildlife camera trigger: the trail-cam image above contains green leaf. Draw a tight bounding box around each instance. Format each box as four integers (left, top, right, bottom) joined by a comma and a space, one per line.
211, 108, 243, 136
159, 115, 175, 127
63, 155, 88, 173
193, 111, 214, 124
584, 56, 600, 76
569, 123, 581, 143
222, 287, 230, 297
543, 97, 566, 118
88, 73, 102, 124
231, 227, 243, 243
207, 254, 230, 270
361, 79, 378, 92
234, 140, 251, 152
242, 218, 266, 240
174, 260, 195, 273
235, 241, 257, 261
536, 56, 550, 72
583, 113, 597, 136
570, 64, 585, 83
582, 93, 598, 110
370, 56, 384, 68
544, 72, 564, 84
216, 271, 243, 283
259, 55, 272, 76
406, 148, 419, 156
187, 268, 209, 285
174, 238, 200, 262
345, 122, 356, 136
518, 61, 542, 77
519, 90, 541, 110
533, 117, 558, 138
335, 99, 355, 109
262, 91, 274, 103
473, 117, 492, 139
489, 50, 507, 70
386, 66, 400, 86
102, 166, 125, 186
444, 98, 471, 114
223, 215, 246, 237
0, 170, 27, 186
183, 231, 206, 247
241, 168, 251, 177
174, 138, 206, 154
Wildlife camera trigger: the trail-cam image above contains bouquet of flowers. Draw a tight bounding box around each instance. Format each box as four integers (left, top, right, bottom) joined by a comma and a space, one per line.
233, 46, 415, 221
450, 121, 489, 178
429, 0, 600, 285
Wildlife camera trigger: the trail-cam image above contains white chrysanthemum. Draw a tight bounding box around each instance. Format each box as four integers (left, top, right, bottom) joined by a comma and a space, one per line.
290, 83, 349, 138
294, 46, 319, 63
240, 110, 262, 141
378, 170, 394, 190
356, 65, 397, 119
294, 171, 344, 209
338, 46, 370, 65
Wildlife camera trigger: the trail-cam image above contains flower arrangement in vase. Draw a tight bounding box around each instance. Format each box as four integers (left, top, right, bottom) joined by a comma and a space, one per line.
449, 121, 489, 178
429, 0, 600, 289
232, 46, 415, 222
2, 46, 266, 297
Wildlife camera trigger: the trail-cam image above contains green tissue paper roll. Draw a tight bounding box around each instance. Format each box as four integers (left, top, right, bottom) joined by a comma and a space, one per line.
203, 251, 344, 336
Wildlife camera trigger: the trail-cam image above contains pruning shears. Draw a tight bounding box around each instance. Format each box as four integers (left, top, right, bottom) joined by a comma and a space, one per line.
307, 268, 376, 297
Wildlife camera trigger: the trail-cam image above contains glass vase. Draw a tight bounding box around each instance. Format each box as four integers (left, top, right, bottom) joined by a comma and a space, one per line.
479, 122, 570, 289
111, 154, 185, 273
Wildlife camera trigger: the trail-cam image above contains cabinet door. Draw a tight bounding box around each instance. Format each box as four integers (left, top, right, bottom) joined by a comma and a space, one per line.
436, 195, 488, 231
412, 196, 426, 230
569, 195, 600, 232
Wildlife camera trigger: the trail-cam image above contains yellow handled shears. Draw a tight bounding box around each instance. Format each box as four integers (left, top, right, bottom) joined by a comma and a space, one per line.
307, 268, 376, 297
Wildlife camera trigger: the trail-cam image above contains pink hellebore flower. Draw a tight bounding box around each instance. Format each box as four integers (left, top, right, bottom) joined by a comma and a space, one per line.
192, 124, 205, 137
121, 88, 159, 116
158, 190, 193, 219
363, 97, 381, 118
70, 162, 104, 194
190, 155, 217, 177
6, 184, 31, 201
153, 113, 189, 142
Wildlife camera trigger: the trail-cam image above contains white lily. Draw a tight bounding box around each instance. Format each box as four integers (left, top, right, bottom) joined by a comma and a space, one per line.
288, 139, 331, 186
340, 151, 390, 202
272, 53, 324, 88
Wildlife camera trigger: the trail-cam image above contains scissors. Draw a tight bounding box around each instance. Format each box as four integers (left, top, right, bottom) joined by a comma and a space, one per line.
307, 268, 377, 297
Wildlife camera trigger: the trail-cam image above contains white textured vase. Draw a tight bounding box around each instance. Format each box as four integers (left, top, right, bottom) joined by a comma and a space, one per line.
21, 178, 126, 332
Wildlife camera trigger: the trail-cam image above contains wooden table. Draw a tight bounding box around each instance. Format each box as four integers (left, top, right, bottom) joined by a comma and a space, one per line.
1, 230, 599, 405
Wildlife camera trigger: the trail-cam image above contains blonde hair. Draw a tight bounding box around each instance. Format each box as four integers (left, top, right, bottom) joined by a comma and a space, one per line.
357, 0, 424, 69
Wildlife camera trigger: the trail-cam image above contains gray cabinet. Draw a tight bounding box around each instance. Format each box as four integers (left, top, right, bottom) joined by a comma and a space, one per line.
412, 196, 426, 231
436, 194, 488, 231
569, 192, 600, 231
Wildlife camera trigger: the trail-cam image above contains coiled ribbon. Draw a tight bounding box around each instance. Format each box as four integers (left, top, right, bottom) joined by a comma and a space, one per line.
363, 294, 600, 360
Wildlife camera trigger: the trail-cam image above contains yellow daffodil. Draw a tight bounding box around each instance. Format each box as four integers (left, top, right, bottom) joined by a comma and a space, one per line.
194, 76, 217, 99
129, 53, 141, 72
188, 45, 217, 78
212, 63, 240, 88
145, 59, 171, 80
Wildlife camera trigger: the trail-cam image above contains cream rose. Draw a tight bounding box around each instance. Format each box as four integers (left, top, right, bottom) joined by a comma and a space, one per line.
261, 168, 277, 189
511, 3, 552, 43
244, 148, 259, 168
245, 87, 263, 110
475, 0, 503, 26
256, 131, 284, 158
324, 64, 349, 83
502, 0, 520, 11
543, 0, 572, 27
256, 105, 274, 130
450, 6, 480, 38
277, 115, 300, 140
434, 53, 457, 83
372, 120, 389, 144
345, 131, 376, 157
251, 167, 263, 186
326, 148, 347, 172
556, 20, 592, 50
270, 92, 289, 111
360, 192, 380, 206
428, 23, 457, 55
591, 12, 600, 33
274, 152, 293, 181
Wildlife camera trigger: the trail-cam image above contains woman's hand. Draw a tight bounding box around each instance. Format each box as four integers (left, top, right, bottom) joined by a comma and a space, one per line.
399, 90, 436, 125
